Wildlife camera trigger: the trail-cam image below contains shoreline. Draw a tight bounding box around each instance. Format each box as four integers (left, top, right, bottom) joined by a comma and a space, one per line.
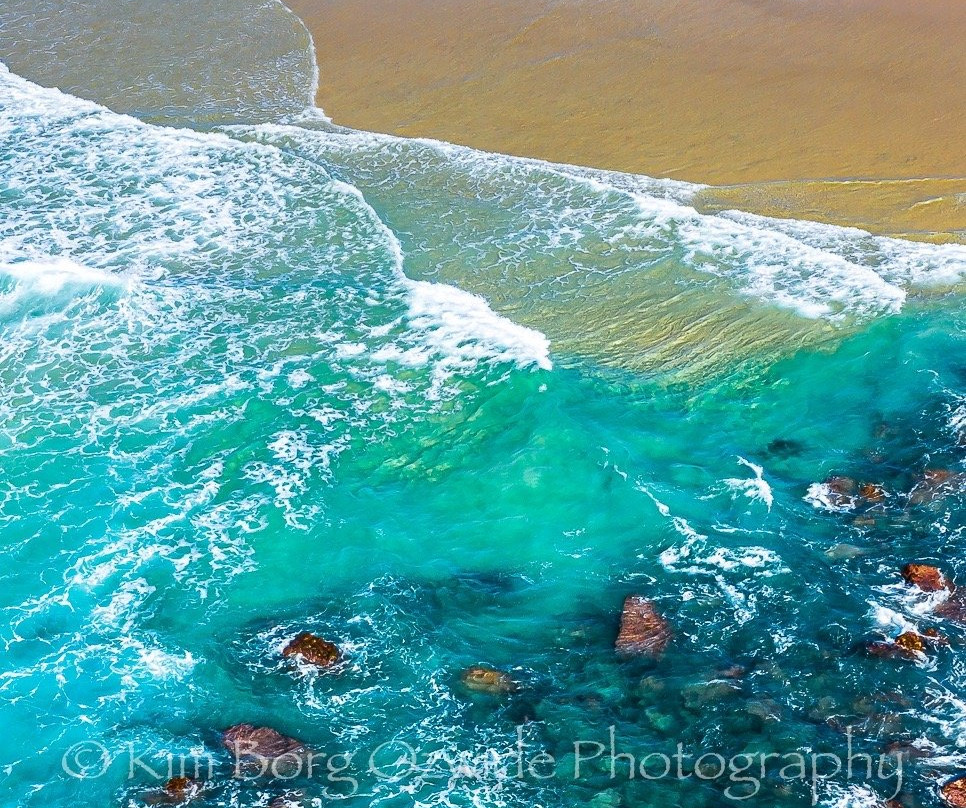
286, 0, 965, 242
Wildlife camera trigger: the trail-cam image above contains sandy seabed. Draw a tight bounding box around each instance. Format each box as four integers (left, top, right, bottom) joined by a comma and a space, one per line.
288, 0, 965, 241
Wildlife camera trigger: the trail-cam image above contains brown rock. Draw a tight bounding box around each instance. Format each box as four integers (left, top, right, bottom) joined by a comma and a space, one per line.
282, 632, 340, 668
616, 595, 670, 658
901, 563, 952, 593
221, 724, 306, 763
941, 776, 966, 808
459, 665, 518, 695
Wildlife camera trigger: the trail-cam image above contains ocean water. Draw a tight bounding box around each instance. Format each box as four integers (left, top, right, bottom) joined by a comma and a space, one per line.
0, 2, 965, 807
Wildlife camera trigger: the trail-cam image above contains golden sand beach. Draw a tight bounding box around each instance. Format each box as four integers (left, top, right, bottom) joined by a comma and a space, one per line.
287, 0, 965, 241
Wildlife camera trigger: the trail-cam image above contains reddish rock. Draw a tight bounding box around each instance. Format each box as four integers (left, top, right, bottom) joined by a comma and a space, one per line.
901, 563, 952, 593
859, 483, 887, 503
616, 595, 670, 658
866, 642, 905, 660
459, 666, 518, 695
909, 469, 965, 505
941, 776, 966, 808
221, 724, 306, 763
282, 632, 340, 668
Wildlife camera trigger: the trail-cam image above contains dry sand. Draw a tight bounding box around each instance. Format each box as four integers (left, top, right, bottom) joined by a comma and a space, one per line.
287, 0, 965, 241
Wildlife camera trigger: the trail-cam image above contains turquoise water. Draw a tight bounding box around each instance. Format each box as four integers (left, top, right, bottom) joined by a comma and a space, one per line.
1, 3, 966, 807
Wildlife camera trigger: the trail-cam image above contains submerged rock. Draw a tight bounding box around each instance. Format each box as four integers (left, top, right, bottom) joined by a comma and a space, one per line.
941, 776, 966, 808
268, 793, 304, 808
821, 476, 858, 509
221, 724, 306, 763
908, 469, 966, 506
144, 777, 202, 805
826, 543, 867, 560
766, 438, 805, 458
936, 595, 966, 623
615, 596, 670, 658
901, 563, 952, 593
459, 666, 518, 695
282, 632, 341, 668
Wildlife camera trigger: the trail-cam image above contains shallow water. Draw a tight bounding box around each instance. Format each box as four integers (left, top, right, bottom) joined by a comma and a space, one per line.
0, 3, 965, 808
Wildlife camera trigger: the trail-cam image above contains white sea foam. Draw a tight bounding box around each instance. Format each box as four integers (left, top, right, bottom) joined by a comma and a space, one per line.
805, 482, 856, 513
0, 257, 128, 294
244, 121, 964, 334
404, 280, 552, 371
723, 457, 774, 510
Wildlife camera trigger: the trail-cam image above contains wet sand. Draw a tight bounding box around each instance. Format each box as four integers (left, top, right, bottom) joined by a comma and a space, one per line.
287, 0, 964, 241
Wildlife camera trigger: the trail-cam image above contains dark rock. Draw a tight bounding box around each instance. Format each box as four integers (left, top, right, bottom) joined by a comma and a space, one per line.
268, 793, 304, 808
715, 664, 748, 680
221, 724, 306, 764
615, 596, 670, 658
936, 595, 966, 623
901, 563, 952, 593
941, 776, 966, 808
884, 740, 935, 761
282, 632, 341, 668
766, 439, 804, 458
921, 627, 950, 645
682, 680, 741, 710
459, 666, 518, 695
